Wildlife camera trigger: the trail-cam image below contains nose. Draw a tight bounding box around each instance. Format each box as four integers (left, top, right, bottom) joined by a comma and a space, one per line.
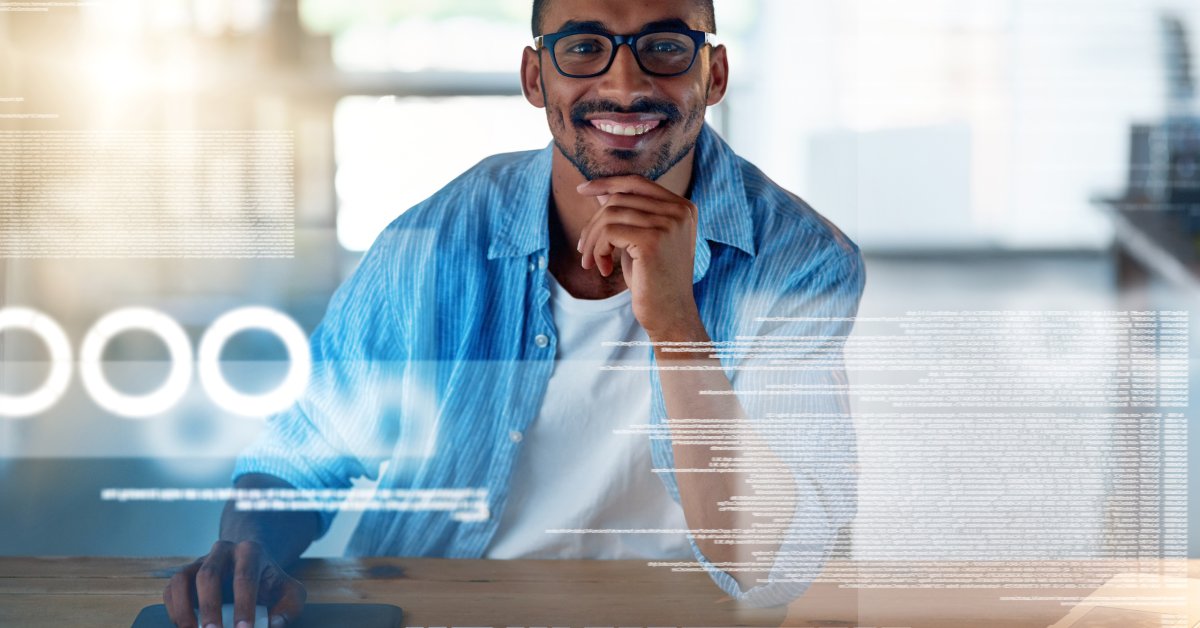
598, 43, 653, 101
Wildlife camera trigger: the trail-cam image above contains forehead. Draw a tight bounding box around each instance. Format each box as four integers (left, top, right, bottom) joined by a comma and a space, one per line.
543, 0, 704, 33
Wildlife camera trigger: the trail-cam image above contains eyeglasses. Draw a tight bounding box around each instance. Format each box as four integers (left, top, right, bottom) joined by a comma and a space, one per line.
534, 27, 719, 79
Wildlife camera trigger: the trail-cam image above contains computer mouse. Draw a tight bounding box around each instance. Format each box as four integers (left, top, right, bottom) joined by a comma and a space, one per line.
194, 604, 268, 628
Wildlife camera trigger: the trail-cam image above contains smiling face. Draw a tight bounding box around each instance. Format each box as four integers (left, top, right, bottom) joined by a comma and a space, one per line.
521, 0, 728, 182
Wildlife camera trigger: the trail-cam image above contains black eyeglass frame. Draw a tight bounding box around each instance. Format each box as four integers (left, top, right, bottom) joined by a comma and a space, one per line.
534, 27, 720, 79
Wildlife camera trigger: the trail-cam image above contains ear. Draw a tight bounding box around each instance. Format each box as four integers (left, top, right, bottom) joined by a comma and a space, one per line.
704, 44, 729, 106
521, 46, 547, 109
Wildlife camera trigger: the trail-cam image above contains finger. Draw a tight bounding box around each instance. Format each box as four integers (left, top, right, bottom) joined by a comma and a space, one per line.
232, 541, 267, 628
164, 564, 201, 628
589, 225, 644, 277
577, 176, 682, 202
264, 568, 307, 628
577, 193, 636, 251
578, 195, 691, 255
580, 207, 669, 271
589, 215, 658, 262
196, 541, 235, 627
597, 193, 693, 218
592, 225, 639, 262
590, 207, 673, 235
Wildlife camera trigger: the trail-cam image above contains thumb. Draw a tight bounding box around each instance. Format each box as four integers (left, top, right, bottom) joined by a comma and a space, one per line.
265, 571, 306, 627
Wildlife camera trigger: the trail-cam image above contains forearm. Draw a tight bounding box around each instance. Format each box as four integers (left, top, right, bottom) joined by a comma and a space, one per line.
219, 473, 320, 571
652, 315, 798, 592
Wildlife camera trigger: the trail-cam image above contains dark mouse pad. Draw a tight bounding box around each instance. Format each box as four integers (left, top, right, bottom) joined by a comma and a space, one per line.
131, 603, 403, 628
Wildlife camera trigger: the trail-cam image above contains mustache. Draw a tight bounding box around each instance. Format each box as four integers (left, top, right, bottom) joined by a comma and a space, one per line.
569, 99, 682, 125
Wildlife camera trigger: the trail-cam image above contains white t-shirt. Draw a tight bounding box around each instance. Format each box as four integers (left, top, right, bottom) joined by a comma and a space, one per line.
485, 273, 692, 559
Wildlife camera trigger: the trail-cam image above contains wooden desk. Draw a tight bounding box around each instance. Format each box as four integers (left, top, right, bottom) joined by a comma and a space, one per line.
0, 557, 1195, 627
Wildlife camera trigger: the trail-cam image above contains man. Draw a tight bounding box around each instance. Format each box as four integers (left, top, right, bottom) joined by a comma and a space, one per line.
164, 0, 864, 626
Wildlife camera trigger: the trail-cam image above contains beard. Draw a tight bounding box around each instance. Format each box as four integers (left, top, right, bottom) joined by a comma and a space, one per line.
547, 97, 705, 181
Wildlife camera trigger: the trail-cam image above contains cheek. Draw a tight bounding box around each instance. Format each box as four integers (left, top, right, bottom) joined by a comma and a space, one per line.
675, 90, 708, 128
546, 108, 571, 136
542, 94, 572, 125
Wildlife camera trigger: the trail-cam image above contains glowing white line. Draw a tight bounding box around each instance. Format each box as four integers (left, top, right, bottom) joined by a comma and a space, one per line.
79, 307, 193, 419
0, 307, 73, 419
197, 306, 310, 417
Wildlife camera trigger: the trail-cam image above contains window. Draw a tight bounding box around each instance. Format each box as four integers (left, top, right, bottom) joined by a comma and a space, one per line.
334, 96, 550, 251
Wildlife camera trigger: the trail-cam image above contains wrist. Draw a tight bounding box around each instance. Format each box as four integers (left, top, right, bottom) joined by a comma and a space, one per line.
647, 309, 709, 353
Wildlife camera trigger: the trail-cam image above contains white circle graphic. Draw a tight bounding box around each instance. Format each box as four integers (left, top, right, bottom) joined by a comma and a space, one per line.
198, 307, 310, 418
0, 307, 73, 419
79, 307, 193, 419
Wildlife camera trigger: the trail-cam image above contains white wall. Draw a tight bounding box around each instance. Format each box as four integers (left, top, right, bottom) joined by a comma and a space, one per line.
722, 0, 1200, 251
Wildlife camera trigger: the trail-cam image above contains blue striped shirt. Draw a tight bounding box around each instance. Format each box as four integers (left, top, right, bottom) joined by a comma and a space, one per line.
235, 124, 865, 606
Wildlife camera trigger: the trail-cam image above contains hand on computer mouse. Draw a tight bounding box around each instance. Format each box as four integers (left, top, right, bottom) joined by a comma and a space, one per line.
163, 539, 306, 628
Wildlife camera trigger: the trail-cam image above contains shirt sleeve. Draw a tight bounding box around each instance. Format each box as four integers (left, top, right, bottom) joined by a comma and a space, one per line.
696, 238, 865, 605
233, 230, 409, 538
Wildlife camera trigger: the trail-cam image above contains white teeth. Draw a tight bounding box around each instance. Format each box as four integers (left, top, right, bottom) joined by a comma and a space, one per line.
594, 121, 657, 137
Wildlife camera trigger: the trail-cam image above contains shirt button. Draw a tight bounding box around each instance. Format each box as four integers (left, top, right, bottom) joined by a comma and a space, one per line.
534, 334, 549, 348
509, 430, 523, 443
537, 255, 547, 270
528, 262, 536, 272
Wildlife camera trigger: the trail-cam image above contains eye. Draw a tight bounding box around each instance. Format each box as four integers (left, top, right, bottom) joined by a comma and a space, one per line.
647, 40, 686, 54
562, 38, 606, 55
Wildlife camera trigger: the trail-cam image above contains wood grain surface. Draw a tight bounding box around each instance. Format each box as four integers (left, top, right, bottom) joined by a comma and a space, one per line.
0, 557, 1194, 627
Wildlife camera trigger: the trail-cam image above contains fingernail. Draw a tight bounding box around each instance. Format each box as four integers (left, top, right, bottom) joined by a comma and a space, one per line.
205, 624, 218, 628
598, 194, 611, 205
576, 181, 588, 190
238, 622, 252, 628
270, 616, 287, 628
576, 238, 582, 252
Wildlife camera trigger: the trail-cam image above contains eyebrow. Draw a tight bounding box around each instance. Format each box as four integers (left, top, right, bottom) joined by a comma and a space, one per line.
554, 17, 693, 34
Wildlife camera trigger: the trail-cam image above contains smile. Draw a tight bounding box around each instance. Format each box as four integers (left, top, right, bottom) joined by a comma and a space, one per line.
589, 119, 662, 137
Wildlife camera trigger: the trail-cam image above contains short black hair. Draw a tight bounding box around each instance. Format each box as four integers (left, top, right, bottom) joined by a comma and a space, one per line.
531, 0, 716, 36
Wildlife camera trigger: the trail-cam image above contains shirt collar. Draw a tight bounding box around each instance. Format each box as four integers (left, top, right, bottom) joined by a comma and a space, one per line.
689, 123, 756, 258
487, 142, 554, 261
487, 123, 757, 268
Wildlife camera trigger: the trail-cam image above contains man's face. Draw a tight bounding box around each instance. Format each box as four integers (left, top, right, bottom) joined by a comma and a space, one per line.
522, 0, 728, 182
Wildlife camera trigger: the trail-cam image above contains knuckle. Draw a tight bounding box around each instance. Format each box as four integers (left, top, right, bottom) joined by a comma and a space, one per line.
196, 563, 222, 581
235, 539, 262, 559
211, 539, 234, 554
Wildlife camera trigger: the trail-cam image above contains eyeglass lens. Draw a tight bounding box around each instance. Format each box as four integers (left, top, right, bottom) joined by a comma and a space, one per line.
553, 31, 697, 77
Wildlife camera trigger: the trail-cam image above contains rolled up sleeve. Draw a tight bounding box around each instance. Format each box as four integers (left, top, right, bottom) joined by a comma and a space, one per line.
696, 240, 865, 605
234, 230, 409, 538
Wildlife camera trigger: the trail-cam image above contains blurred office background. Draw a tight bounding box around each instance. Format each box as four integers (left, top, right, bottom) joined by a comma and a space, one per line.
0, 0, 1197, 561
